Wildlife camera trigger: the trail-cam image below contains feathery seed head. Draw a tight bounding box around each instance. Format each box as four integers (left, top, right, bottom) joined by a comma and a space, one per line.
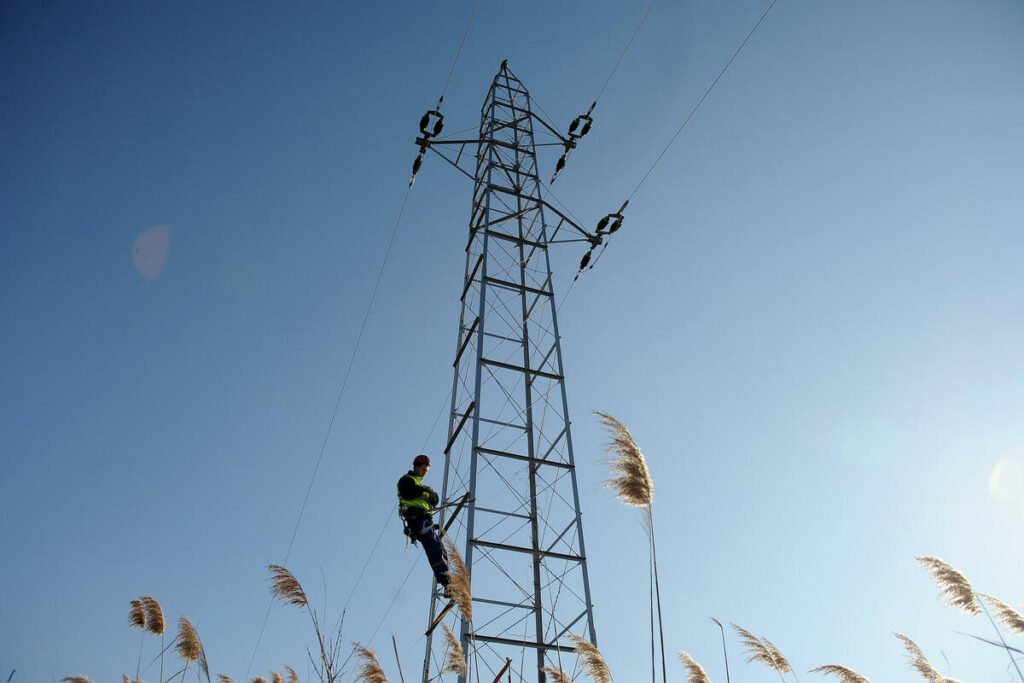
175, 616, 202, 662
678, 652, 711, 683
442, 625, 467, 676
895, 632, 947, 681
62, 678, 93, 683
270, 672, 283, 683
543, 667, 571, 683
762, 638, 792, 673
731, 624, 777, 670
129, 599, 146, 629
353, 643, 389, 683
218, 676, 234, 683
979, 593, 1024, 635
915, 556, 980, 615
251, 678, 268, 683
443, 538, 473, 622
569, 633, 612, 683
285, 666, 299, 683
810, 664, 871, 683
140, 596, 165, 635
596, 411, 654, 507
268, 564, 309, 608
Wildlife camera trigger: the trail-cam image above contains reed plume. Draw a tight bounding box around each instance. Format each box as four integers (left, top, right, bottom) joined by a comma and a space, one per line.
176, 616, 202, 662
543, 667, 571, 683
597, 411, 662, 682
252, 678, 268, 683
352, 643, 388, 683
62, 677, 93, 683
894, 632, 958, 682
731, 625, 775, 669
442, 625, 467, 676
129, 600, 146, 629
285, 666, 299, 683
444, 538, 473, 622
271, 673, 283, 683
914, 556, 979, 616
809, 664, 870, 683
596, 412, 653, 507
762, 639, 792, 674
979, 593, 1024, 636
678, 652, 711, 683
140, 596, 166, 635
218, 676, 233, 683
569, 633, 612, 683
268, 564, 309, 608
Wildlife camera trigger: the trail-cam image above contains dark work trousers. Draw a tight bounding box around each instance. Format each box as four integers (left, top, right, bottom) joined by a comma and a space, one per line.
412, 516, 450, 586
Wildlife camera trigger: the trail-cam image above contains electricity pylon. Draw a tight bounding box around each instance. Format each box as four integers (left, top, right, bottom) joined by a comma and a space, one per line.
415, 62, 605, 683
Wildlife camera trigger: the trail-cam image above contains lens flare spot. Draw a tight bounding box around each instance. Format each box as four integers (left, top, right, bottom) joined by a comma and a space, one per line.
988, 458, 1024, 502
133, 224, 170, 279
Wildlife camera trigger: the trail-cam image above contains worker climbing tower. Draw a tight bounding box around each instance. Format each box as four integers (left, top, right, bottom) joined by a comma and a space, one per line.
418, 63, 601, 683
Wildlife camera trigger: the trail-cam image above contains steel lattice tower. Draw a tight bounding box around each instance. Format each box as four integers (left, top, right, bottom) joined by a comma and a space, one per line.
418, 63, 599, 683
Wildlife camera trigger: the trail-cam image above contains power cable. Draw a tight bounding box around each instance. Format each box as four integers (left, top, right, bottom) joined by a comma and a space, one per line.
440, 0, 483, 102
593, 0, 657, 106
626, 0, 779, 202
244, 185, 415, 680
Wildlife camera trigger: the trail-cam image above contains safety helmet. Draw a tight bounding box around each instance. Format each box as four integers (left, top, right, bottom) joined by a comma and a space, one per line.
413, 454, 431, 467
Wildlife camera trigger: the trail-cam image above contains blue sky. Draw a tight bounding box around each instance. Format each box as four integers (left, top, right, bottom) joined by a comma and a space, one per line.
2, 1, 1023, 682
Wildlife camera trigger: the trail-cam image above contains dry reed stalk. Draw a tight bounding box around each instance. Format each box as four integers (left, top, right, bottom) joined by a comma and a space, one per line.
677, 652, 711, 683
596, 412, 653, 507
268, 564, 309, 608
218, 676, 233, 683
979, 593, 1024, 636
285, 666, 299, 683
442, 625, 467, 676
809, 664, 870, 683
543, 667, 571, 683
569, 634, 612, 683
129, 600, 146, 629
894, 632, 960, 682
352, 643, 389, 683
175, 616, 202, 662
140, 596, 166, 635
443, 538, 473, 622
914, 556, 980, 615
271, 673, 283, 683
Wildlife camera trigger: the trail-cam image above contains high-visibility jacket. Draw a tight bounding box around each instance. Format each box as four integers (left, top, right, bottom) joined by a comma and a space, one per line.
397, 471, 434, 518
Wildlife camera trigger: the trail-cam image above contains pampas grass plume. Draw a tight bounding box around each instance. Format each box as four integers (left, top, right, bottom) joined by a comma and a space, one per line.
543, 667, 571, 683
175, 616, 202, 662
678, 652, 711, 683
443, 538, 473, 622
894, 632, 960, 682
569, 633, 612, 683
270, 673, 283, 683
762, 638, 792, 673
140, 596, 165, 636
442, 625, 467, 676
268, 565, 309, 608
353, 643, 389, 683
810, 664, 871, 683
979, 593, 1024, 635
596, 412, 653, 507
285, 666, 299, 683
732, 624, 776, 670
218, 676, 234, 683
914, 556, 980, 616
62, 678, 93, 683
129, 599, 146, 629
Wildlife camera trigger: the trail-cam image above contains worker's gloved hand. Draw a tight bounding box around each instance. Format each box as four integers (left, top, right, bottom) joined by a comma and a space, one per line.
429, 491, 440, 506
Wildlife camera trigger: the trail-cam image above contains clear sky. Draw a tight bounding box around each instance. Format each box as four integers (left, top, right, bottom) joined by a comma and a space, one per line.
2, 1, 1023, 682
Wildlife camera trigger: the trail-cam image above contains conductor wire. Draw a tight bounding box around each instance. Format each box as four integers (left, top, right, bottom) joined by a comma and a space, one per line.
627, 0, 779, 202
